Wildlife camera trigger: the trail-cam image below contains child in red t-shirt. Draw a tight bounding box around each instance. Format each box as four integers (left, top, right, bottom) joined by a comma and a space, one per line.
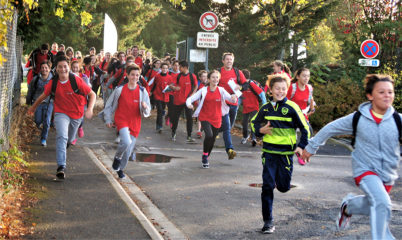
28, 55, 96, 180
152, 63, 172, 132
103, 65, 151, 179
186, 70, 237, 168
287, 68, 315, 165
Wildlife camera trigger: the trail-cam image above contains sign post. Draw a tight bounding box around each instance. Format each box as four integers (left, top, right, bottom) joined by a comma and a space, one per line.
359, 39, 380, 67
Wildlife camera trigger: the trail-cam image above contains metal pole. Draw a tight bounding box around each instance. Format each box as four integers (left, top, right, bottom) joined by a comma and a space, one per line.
205, 48, 209, 71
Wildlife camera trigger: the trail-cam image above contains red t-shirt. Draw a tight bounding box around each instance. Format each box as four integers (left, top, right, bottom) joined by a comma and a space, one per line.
35, 53, 48, 74
173, 73, 198, 106
287, 82, 311, 119
135, 57, 143, 69
198, 87, 222, 128
242, 81, 263, 114
43, 76, 92, 119
169, 71, 180, 80
84, 66, 94, 81
370, 109, 383, 124
219, 67, 247, 105
152, 73, 171, 102
51, 50, 57, 55
114, 85, 142, 137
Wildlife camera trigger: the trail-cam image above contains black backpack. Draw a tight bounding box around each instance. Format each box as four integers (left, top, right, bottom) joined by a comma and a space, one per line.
176, 72, 196, 97
351, 110, 402, 155
242, 79, 264, 100
50, 73, 84, 100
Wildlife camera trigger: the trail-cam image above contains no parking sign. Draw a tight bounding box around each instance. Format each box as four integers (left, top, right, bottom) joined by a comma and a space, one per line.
360, 39, 379, 58
359, 39, 380, 67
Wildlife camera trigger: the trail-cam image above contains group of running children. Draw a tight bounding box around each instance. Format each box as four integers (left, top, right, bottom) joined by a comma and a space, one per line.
26, 43, 400, 239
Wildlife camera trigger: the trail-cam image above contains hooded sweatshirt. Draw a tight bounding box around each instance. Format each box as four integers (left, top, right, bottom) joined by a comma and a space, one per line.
305, 102, 401, 185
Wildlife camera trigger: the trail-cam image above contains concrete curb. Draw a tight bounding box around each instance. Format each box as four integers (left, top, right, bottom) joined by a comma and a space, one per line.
88, 147, 188, 240
84, 147, 164, 240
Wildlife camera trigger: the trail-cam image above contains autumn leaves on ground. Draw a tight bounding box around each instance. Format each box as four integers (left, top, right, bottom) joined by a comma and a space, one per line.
0, 103, 41, 239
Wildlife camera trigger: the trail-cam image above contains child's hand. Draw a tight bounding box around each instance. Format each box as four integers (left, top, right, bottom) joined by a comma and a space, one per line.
187, 104, 194, 110
294, 147, 303, 157
106, 123, 113, 128
302, 149, 313, 163
259, 121, 273, 135
141, 101, 148, 110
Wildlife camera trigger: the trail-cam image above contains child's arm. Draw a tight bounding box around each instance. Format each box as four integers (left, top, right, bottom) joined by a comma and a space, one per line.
303, 113, 355, 160
186, 89, 202, 109
251, 104, 269, 138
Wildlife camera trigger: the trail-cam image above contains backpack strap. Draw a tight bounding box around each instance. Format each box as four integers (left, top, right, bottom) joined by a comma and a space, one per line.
50, 75, 59, 100
248, 80, 261, 99
233, 67, 241, 84
68, 73, 84, 96
290, 83, 297, 100
392, 111, 402, 144
189, 73, 196, 93
351, 111, 362, 148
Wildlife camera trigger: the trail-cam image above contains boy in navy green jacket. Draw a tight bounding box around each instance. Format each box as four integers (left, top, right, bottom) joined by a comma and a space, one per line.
251, 76, 310, 234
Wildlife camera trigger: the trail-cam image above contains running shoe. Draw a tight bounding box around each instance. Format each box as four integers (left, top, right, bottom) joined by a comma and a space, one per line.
261, 225, 275, 234
241, 137, 248, 144
117, 170, 125, 179
56, 166, 65, 179
202, 155, 209, 169
78, 127, 84, 138
171, 132, 176, 142
336, 194, 354, 230
157, 128, 162, 134
197, 131, 202, 138
251, 138, 257, 147
115, 136, 120, 144
71, 139, 77, 145
227, 149, 236, 160
41, 139, 47, 147
187, 136, 195, 143
296, 152, 305, 165
112, 157, 121, 171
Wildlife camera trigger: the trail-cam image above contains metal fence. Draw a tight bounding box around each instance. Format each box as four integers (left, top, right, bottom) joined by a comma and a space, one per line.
0, 11, 23, 151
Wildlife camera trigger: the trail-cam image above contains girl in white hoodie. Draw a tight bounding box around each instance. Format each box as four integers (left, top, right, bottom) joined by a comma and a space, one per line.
186, 70, 237, 168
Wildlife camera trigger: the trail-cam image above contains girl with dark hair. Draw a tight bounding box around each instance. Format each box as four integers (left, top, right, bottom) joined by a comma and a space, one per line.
302, 74, 401, 240
186, 70, 237, 168
287, 68, 315, 165
264, 60, 292, 92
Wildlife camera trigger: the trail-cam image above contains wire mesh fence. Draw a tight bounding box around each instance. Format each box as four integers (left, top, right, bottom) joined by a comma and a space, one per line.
0, 11, 23, 151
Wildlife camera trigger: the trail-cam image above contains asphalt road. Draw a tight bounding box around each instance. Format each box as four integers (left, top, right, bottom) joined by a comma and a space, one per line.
83, 112, 402, 240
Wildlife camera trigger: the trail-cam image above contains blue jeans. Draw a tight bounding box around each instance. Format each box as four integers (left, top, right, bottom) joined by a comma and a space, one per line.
221, 114, 233, 151
54, 113, 83, 167
115, 127, 137, 170
346, 175, 394, 240
261, 152, 293, 224
228, 104, 238, 128
34, 102, 53, 141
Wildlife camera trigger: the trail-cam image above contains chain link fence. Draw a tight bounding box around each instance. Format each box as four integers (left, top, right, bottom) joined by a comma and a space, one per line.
0, 11, 23, 151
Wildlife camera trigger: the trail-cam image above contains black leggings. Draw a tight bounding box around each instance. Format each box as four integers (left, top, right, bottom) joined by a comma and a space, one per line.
201, 121, 220, 155
170, 104, 193, 137
155, 100, 166, 129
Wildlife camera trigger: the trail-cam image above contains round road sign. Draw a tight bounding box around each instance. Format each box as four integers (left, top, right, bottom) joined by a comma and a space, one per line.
199, 12, 219, 32
360, 39, 380, 59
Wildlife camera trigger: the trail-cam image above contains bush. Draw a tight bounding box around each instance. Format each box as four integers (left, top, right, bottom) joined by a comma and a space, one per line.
309, 77, 365, 130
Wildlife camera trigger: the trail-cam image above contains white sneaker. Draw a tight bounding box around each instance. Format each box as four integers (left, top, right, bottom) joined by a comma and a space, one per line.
241, 135, 249, 144
336, 193, 354, 230
115, 136, 120, 143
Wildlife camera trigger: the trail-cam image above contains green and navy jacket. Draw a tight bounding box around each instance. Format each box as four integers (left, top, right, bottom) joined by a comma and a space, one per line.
251, 97, 310, 155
